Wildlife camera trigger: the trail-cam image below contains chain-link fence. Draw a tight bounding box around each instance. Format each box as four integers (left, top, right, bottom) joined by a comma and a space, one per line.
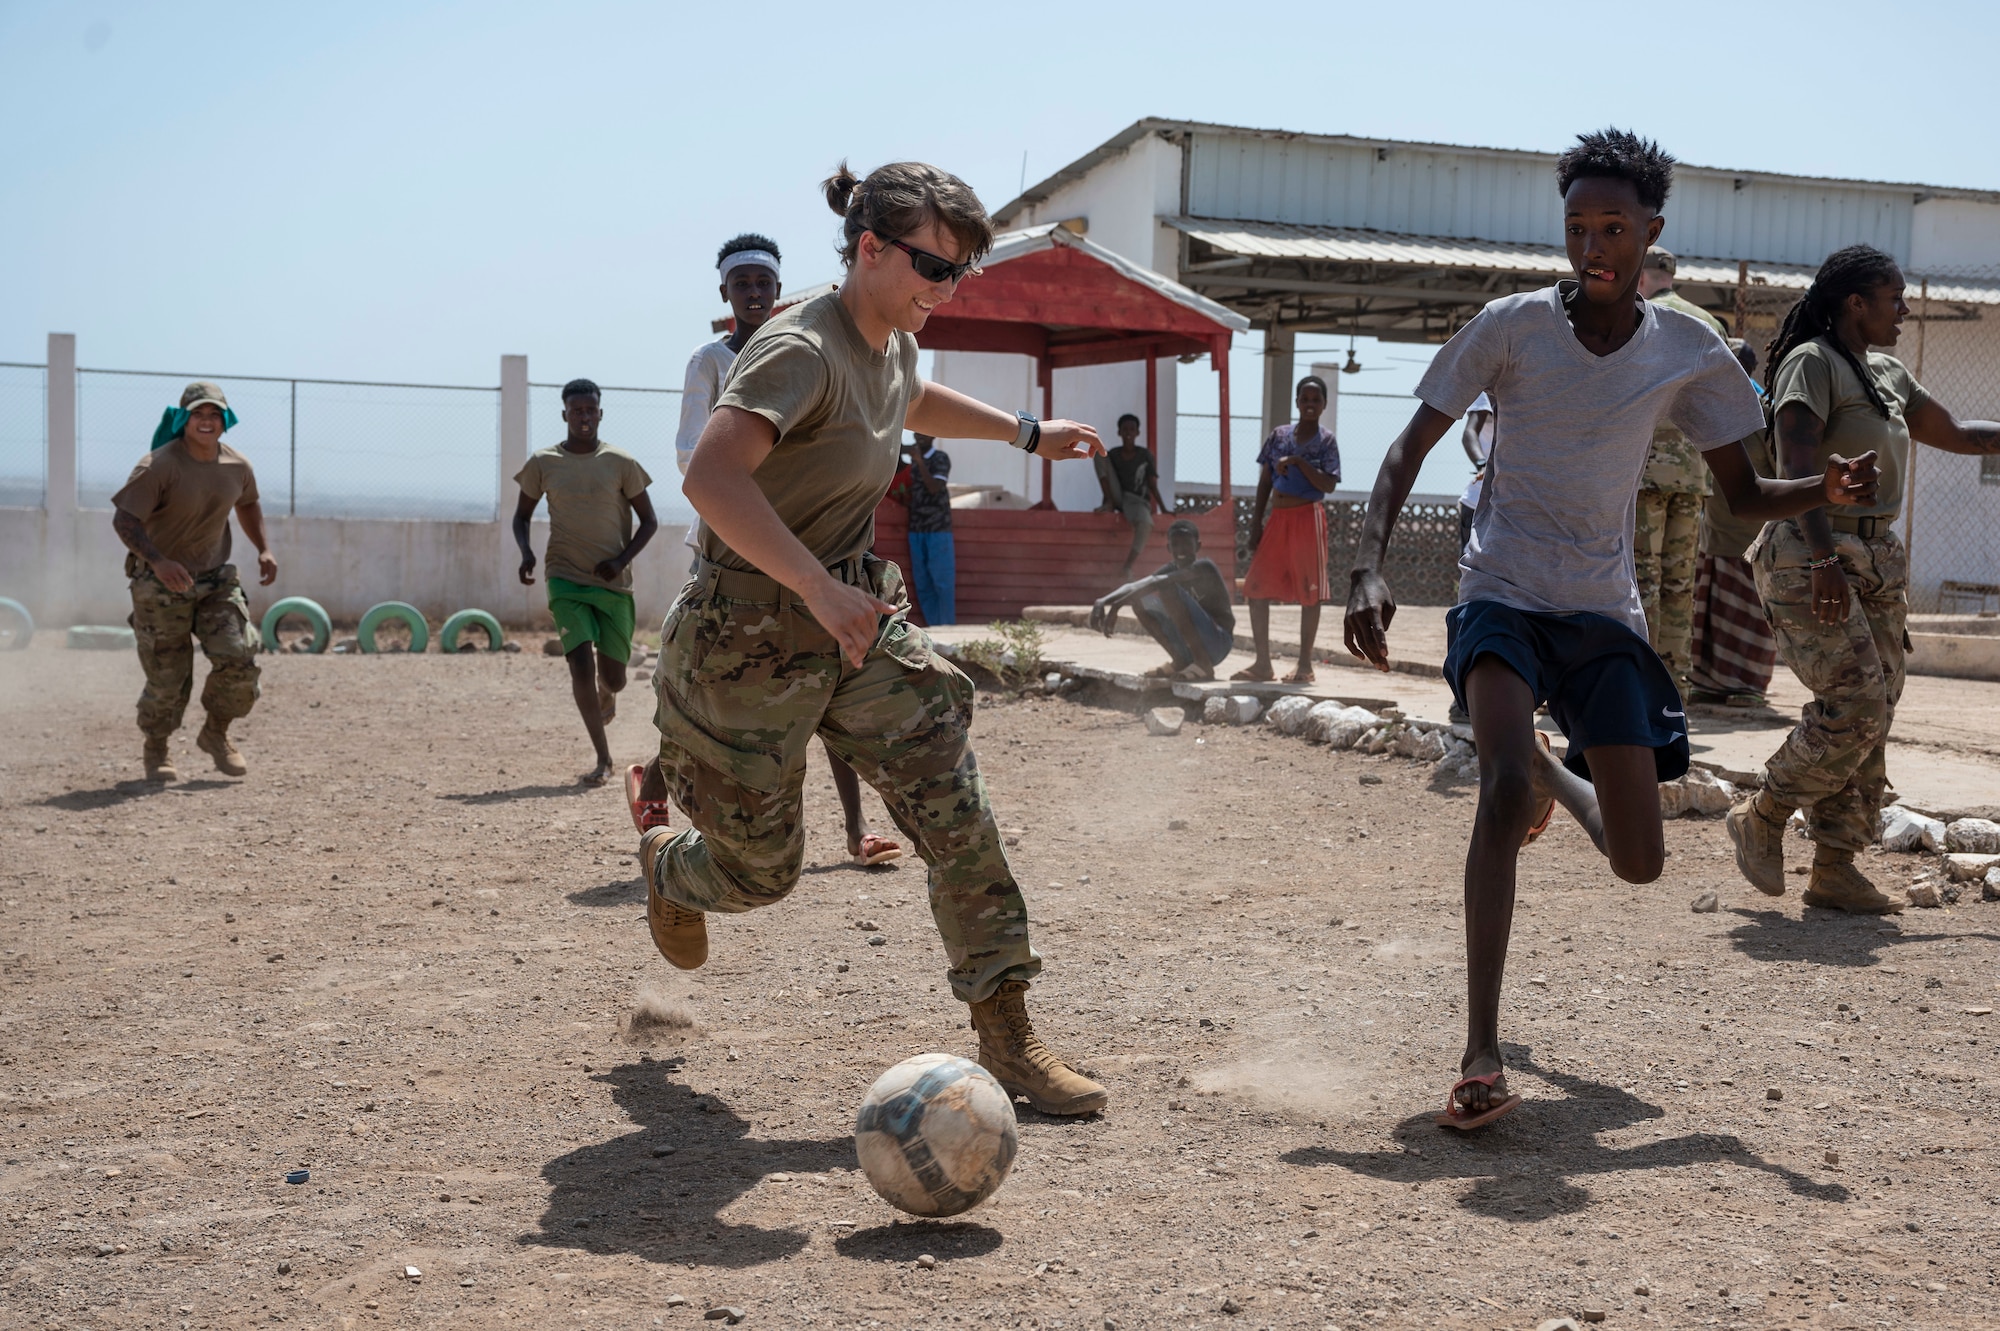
1728, 265, 2000, 614
72, 369, 503, 520
526, 383, 693, 524
1171, 491, 1463, 605
0, 363, 45, 508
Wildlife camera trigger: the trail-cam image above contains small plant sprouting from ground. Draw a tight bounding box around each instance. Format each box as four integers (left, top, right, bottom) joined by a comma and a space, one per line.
957, 619, 1046, 691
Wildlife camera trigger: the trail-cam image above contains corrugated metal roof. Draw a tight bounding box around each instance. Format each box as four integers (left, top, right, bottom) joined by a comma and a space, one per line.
996, 117, 2000, 226
1167, 217, 2000, 305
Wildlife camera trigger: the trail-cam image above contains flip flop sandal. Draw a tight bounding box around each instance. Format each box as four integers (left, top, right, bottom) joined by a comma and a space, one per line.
1286, 669, 1317, 685
1523, 732, 1557, 846
1434, 1072, 1523, 1131
1141, 663, 1178, 679
625, 763, 673, 832
1230, 666, 1275, 682
851, 833, 904, 867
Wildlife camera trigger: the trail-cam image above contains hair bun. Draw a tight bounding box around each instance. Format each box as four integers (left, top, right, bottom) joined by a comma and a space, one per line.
823, 161, 860, 217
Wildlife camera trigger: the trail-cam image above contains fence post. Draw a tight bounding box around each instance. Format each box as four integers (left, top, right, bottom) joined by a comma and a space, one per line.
1905, 280, 1927, 608
1261, 323, 1295, 442
288, 379, 297, 516
45, 333, 76, 518
43, 333, 78, 627
498, 354, 529, 620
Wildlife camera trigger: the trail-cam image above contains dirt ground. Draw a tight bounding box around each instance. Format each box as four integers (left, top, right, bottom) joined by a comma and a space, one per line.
3, 634, 1998, 1331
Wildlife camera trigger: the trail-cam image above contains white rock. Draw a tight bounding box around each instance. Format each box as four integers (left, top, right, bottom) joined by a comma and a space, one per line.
1411, 729, 1447, 763
1682, 767, 1736, 816
1202, 695, 1230, 725
1225, 694, 1262, 725
1433, 734, 1479, 780
1906, 881, 1943, 909
1985, 866, 2000, 901
1360, 726, 1393, 755
1263, 695, 1316, 736
1659, 781, 1691, 819
1944, 817, 2000, 854
1943, 853, 2000, 882
1144, 707, 1184, 737
1880, 805, 1945, 853
1690, 890, 1719, 913
1304, 702, 1379, 749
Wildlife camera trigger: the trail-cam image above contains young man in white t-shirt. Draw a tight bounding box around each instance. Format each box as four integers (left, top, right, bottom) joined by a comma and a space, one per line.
1344, 128, 1880, 1131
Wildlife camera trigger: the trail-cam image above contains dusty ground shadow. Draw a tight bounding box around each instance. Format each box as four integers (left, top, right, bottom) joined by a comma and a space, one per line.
522, 1056, 854, 1268
1726, 906, 2000, 968
1283, 1047, 1851, 1222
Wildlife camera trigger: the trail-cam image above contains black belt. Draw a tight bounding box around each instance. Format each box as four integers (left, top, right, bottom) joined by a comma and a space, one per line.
687, 553, 873, 604
1827, 514, 1891, 539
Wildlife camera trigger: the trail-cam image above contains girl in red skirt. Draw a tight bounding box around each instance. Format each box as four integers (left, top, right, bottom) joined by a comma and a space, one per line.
1235, 375, 1339, 682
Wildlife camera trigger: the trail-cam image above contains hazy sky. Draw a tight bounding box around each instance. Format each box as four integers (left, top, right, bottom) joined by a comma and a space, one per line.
6, 0, 1997, 391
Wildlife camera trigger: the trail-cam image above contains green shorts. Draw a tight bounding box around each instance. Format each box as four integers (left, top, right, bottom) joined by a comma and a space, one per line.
547, 577, 636, 662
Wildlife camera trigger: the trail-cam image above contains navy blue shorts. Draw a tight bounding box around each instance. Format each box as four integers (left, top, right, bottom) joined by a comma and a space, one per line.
1444, 600, 1690, 782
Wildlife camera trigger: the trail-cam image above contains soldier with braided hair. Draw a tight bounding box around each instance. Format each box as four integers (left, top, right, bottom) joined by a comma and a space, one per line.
1728, 244, 2000, 913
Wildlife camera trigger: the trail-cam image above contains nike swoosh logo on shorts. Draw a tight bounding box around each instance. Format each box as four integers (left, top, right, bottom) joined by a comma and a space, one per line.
1663, 707, 1685, 718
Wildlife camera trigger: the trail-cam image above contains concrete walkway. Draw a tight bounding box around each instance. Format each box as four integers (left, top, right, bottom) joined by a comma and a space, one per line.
929, 605, 2000, 817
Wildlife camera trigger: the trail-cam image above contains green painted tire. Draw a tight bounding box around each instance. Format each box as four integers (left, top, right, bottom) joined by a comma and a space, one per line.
358, 600, 430, 654
440, 608, 504, 653
259, 596, 331, 653
0, 596, 32, 650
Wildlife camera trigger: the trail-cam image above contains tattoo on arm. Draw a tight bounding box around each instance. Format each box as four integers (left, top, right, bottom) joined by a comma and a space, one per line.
112, 508, 166, 564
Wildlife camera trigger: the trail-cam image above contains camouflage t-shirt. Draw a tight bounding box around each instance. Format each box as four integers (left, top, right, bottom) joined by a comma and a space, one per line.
1640, 290, 1731, 495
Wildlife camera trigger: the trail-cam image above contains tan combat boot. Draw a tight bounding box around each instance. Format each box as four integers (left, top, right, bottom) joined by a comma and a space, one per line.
640, 826, 707, 969
1803, 852, 1902, 915
1726, 791, 1790, 895
969, 979, 1109, 1116
143, 737, 177, 783
195, 717, 247, 777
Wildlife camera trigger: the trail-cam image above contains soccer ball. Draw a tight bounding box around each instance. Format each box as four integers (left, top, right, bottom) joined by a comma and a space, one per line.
854, 1053, 1018, 1217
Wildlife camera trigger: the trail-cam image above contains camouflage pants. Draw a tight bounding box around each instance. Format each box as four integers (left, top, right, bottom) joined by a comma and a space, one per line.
127, 557, 261, 739
1750, 521, 1907, 854
647, 555, 1039, 1003
1635, 487, 1701, 679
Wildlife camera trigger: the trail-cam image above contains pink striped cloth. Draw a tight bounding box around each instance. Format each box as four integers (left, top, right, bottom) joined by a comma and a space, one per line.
1688, 554, 1776, 697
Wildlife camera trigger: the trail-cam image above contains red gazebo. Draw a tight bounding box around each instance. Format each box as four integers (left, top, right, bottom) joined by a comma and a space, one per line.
824, 225, 1250, 619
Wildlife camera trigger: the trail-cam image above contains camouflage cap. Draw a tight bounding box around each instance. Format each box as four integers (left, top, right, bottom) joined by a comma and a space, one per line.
179, 381, 230, 412
1643, 245, 1677, 275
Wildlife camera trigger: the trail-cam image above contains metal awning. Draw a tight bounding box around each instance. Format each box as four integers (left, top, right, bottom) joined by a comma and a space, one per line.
1167, 215, 2000, 342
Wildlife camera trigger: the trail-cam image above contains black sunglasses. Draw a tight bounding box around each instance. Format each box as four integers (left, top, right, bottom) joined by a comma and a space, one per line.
879, 234, 980, 285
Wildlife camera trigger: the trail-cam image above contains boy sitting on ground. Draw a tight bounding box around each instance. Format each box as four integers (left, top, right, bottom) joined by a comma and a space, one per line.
1089, 518, 1234, 681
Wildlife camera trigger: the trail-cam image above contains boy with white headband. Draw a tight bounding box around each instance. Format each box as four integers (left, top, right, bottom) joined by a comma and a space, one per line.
639, 235, 904, 866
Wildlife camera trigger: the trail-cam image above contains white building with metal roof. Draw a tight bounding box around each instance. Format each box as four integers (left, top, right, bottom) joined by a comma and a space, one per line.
933, 118, 2000, 607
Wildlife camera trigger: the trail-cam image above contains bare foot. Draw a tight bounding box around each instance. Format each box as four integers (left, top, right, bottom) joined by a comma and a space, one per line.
1455, 1047, 1508, 1113
581, 760, 613, 787
1285, 666, 1316, 685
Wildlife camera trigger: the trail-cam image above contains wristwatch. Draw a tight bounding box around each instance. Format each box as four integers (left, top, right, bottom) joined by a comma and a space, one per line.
1011, 411, 1041, 452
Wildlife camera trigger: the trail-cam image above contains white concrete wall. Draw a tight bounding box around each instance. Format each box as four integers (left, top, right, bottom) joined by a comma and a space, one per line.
934, 131, 1188, 509
1910, 199, 2000, 273
0, 505, 691, 631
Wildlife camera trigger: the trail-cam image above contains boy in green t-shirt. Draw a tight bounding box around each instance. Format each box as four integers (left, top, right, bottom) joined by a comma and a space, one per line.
512, 378, 659, 786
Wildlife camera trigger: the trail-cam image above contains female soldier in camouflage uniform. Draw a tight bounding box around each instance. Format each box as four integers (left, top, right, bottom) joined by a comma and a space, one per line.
636, 161, 1110, 1115
1729, 245, 2000, 913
